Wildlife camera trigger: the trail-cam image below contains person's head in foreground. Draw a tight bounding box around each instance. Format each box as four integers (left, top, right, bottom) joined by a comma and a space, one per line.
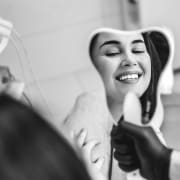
0, 94, 92, 180
89, 27, 174, 125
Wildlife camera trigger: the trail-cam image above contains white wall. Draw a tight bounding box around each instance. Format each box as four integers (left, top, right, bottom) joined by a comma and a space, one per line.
0, 0, 123, 127
140, 0, 180, 68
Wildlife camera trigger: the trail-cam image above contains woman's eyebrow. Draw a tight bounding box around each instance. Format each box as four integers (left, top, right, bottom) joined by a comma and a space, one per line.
99, 40, 120, 48
132, 39, 144, 44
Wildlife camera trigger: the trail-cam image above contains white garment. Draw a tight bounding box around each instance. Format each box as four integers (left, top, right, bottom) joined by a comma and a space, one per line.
63, 91, 167, 180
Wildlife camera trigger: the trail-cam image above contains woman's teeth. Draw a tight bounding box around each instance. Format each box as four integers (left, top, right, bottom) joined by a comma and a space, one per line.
119, 74, 139, 81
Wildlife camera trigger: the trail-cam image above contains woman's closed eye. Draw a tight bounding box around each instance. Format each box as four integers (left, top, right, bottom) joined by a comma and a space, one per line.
132, 49, 145, 53
105, 52, 120, 57
132, 44, 146, 54
105, 49, 121, 57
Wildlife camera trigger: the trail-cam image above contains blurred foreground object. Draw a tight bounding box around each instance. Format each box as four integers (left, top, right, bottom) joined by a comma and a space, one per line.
0, 94, 94, 180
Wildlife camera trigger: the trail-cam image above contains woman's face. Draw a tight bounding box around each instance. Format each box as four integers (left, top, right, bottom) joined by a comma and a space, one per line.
91, 32, 151, 103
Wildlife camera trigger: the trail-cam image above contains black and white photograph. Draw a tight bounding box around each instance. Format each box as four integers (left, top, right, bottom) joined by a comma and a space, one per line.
0, 1, 179, 180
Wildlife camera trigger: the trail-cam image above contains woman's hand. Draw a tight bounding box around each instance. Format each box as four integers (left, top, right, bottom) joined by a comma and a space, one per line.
72, 128, 106, 180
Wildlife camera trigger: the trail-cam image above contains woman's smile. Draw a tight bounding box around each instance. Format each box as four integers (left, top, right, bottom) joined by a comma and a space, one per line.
115, 70, 143, 84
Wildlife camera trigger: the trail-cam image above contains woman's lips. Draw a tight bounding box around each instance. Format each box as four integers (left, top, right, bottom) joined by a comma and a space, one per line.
115, 71, 143, 83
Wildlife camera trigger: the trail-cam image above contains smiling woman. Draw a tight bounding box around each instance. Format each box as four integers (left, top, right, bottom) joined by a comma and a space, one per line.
90, 32, 151, 109
89, 27, 173, 126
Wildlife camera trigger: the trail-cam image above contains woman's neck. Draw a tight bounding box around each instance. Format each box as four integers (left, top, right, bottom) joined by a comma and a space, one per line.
107, 99, 123, 123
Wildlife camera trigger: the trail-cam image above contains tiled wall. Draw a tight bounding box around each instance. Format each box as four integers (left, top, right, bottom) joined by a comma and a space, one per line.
0, 0, 123, 127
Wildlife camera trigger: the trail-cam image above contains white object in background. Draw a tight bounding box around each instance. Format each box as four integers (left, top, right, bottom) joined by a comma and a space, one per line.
0, 18, 25, 99
0, 17, 13, 54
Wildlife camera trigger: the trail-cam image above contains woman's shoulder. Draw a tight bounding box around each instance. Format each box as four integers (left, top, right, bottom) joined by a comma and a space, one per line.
63, 92, 111, 136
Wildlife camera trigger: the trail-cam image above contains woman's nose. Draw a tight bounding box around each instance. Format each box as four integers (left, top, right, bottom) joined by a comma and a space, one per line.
120, 55, 137, 67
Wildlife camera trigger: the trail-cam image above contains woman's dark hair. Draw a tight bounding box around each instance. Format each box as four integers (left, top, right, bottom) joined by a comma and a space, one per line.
140, 33, 162, 123
0, 94, 91, 180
